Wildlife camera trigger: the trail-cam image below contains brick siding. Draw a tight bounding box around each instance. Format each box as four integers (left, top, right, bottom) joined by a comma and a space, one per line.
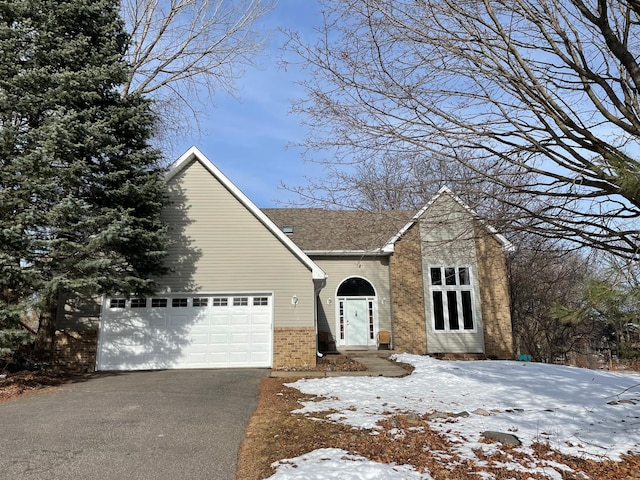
272, 326, 317, 369
390, 224, 427, 354
474, 226, 514, 359
53, 330, 98, 372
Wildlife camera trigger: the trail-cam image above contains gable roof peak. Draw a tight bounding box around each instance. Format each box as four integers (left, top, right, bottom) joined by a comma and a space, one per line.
167, 147, 327, 280
437, 185, 455, 195
382, 186, 514, 252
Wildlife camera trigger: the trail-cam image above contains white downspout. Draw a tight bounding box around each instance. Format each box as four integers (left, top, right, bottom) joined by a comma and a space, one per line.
314, 278, 327, 358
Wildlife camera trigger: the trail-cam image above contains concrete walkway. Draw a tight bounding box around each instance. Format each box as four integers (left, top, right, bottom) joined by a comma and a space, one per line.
271, 350, 409, 378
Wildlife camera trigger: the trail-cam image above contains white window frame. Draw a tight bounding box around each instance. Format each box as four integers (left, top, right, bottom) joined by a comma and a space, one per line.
130, 298, 147, 309
151, 298, 168, 308
429, 265, 477, 333
109, 298, 125, 309
233, 297, 249, 307
192, 297, 208, 307
172, 297, 188, 307
212, 297, 228, 307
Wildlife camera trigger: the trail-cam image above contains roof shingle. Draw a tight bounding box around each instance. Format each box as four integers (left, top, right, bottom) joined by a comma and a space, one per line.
262, 208, 415, 252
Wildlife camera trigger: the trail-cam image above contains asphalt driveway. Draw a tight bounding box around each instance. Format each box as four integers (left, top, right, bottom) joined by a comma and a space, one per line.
0, 369, 267, 480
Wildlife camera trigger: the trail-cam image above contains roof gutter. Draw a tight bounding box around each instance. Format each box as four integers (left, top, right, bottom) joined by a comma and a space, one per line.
304, 249, 390, 257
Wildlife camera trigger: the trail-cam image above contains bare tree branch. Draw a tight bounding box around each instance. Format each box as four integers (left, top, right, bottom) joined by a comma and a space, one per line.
284, 0, 640, 259
121, 0, 275, 144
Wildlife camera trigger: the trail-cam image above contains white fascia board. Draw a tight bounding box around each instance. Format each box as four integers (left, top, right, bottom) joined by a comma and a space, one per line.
381, 192, 441, 252
382, 185, 515, 252
305, 250, 390, 257
167, 147, 328, 280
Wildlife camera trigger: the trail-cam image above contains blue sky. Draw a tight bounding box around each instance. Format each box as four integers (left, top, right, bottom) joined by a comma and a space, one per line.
172, 0, 325, 208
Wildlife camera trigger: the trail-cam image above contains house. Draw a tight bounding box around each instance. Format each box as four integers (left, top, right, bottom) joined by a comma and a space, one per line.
53, 147, 514, 371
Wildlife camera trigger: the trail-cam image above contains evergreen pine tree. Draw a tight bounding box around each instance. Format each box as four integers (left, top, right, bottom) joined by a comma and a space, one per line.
0, 0, 169, 358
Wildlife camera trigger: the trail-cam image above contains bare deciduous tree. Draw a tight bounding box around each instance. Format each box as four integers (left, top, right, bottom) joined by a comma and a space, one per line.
555, 255, 640, 359
284, 0, 640, 258
121, 0, 274, 142
508, 235, 602, 363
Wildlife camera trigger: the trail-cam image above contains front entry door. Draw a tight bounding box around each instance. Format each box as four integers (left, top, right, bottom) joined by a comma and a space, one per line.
346, 299, 368, 346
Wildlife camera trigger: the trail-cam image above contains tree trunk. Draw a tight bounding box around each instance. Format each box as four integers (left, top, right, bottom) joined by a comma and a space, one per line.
34, 299, 58, 363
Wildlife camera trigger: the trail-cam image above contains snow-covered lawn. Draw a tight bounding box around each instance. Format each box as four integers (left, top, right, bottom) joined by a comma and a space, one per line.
268, 354, 640, 480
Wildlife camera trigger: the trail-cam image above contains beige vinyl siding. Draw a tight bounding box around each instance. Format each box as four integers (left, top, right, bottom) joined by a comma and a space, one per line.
312, 255, 392, 345
419, 194, 485, 354
160, 158, 315, 328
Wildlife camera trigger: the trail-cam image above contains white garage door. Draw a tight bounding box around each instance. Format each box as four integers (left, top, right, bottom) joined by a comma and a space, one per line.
96, 294, 273, 371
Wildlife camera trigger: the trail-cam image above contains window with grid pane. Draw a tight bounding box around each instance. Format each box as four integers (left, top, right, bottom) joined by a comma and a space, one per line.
233, 297, 248, 306
193, 297, 208, 307
130, 298, 147, 308
429, 267, 475, 332
110, 298, 125, 309
172, 298, 188, 307
151, 298, 168, 308
212, 297, 228, 307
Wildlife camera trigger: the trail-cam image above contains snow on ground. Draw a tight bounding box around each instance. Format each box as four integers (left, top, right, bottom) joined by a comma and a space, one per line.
269, 448, 433, 480
268, 354, 640, 479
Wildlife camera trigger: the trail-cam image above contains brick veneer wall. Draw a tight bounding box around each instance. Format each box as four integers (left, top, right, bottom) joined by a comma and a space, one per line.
53, 330, 98, 372
474, 226, 514, 359
272, 326, 317, 369
390, 224, 427, 354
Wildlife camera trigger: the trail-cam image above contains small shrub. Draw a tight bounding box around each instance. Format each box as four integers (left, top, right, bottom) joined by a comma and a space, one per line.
0, 329, 35, 371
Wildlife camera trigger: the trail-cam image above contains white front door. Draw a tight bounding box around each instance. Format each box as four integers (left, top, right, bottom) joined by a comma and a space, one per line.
346, 299, 369, 346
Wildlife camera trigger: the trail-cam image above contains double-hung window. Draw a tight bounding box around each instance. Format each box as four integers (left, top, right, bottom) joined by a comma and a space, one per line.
429, 266, 475, 332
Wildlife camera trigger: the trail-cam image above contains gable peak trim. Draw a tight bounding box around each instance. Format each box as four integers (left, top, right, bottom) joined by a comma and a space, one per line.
382, 186, 514, 252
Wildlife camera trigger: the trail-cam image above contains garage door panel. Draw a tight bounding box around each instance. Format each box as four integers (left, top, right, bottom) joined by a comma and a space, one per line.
150, 328, 189, 346
101, 331, 147, 348
188, 352, 208, 364
99, 345, 148, 369
251, 332, 270, 343
189, 333, 209, 346
191, 311, 209, 325
101, 318, 147, 335
210, 332, 230, 344
230, 332, 250, 344
251, 314, 270, 326
251, 332, 270, 344
229, 351, 251, 364
144, 354, 179, 369
211, 314, 231, 326
190, 324, 213, 335
147, 314, 167, 327
250, 353, 269, 364
230, 315, 250, 326
208, 352, 229, 364
97, 294, 273, 370
250, 321, 270, 331
169, 315, 190, 327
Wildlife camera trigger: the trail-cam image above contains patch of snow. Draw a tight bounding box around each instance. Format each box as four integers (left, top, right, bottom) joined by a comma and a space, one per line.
280, 355, 640, 475
268, 448, 433, 479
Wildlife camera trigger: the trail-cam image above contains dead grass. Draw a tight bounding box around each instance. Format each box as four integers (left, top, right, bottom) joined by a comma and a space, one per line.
236, 377, 640, 480
0, 371, 94, 403
274, 353, 368, 372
